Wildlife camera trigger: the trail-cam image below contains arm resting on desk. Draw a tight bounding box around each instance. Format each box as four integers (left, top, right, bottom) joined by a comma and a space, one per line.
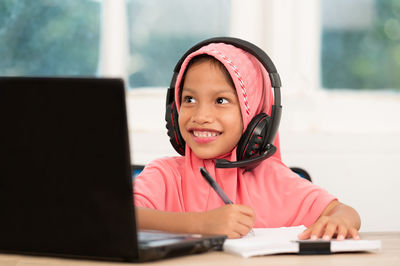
136, 205, 255, 239
298, 200, 361, 241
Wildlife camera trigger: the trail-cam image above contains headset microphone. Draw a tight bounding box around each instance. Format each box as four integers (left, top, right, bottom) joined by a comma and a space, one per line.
216, 144, 277, 168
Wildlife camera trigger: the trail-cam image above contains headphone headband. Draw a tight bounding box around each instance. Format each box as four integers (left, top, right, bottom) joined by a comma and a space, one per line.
170, 37, 282, 106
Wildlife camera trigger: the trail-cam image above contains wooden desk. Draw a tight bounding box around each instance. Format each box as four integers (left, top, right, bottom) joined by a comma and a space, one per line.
1, 232, 399, 266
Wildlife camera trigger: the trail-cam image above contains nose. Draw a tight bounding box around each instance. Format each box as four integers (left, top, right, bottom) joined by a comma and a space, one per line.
192, 103, 214, 124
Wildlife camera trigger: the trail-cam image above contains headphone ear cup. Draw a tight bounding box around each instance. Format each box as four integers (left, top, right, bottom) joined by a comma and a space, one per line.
166, 101, 186, 155
236, 113, 270, 161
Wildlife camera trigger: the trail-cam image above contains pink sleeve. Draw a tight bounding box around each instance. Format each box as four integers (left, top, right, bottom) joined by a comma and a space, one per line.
283, 171, 337, 227
265, 160, 337, 227
290, 181, 337, 227
133, 161, 167, 210
133, 158, 183, 211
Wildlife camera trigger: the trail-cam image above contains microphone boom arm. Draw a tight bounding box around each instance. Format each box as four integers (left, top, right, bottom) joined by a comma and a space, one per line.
215, 144, 277, 169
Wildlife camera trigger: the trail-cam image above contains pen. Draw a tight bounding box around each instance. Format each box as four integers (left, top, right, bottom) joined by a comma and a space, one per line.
200, 167, 233, 204
199, 167, 255, 236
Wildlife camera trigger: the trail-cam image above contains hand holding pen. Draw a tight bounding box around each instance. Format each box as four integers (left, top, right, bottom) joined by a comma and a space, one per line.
200, 167, 255, 238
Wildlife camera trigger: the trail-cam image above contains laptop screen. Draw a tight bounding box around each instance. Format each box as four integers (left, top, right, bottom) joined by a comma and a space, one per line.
0, 77, 139, 260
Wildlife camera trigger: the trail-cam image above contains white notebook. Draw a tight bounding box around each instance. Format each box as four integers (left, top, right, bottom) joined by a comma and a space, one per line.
223, 226, 381, 258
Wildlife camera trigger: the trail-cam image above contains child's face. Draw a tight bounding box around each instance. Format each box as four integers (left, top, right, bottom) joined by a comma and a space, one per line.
178, 60, 243, 159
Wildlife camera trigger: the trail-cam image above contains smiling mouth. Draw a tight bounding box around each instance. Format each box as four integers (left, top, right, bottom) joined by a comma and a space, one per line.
191, 130, 221, 138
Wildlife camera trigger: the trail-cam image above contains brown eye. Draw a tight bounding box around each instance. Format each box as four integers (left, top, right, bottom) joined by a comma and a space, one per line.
216, 97, 229, 104
183, 96, 195, 103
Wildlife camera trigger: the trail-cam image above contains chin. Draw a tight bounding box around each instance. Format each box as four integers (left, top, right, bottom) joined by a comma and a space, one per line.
192, 148, 233, 160
191, 149, 218, 160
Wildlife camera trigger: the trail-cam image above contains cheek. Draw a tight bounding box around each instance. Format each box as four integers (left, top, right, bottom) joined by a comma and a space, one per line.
224, 110, 244, 139
233, 121, 244, 142
177, 110, 189, 135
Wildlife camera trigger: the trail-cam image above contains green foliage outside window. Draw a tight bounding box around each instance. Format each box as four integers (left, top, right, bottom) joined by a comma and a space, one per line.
5, 0, 397, 91
322, 0, 400, 90
0, 0, 100, 77
127, 34, 205, 88
126, 0, 230, 88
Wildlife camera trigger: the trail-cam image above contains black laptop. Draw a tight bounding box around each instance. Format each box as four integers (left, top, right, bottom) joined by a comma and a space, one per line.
0, 77, 226, 262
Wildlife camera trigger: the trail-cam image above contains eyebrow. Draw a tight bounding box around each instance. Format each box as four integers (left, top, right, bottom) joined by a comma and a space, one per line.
181, 87, 237, 96
181, 87, 195, 93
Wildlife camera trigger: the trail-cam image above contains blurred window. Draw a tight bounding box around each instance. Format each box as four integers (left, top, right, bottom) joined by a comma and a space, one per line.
126, 0, 230, 88
0, 0, 101, 77
321, 0, 400, 90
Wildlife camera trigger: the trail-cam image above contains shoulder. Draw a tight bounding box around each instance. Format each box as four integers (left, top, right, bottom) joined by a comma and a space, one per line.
134, 156, 185, 209
245, 156, 312, 188
249, 156, 298, 179
136, 156, 185, 181
145, 156, 185, 173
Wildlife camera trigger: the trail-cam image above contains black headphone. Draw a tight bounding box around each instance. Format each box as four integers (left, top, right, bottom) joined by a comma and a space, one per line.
165, 37, 282, 169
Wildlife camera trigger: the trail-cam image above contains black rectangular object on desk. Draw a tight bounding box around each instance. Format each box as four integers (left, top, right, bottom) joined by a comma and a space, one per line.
298, 240, 331, 255
0, 77, 225, 262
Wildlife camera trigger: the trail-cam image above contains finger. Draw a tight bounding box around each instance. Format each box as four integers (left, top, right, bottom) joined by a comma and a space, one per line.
322, 223, 338, 240
298, 227, 312, 240
234, 222, 253, 237
227, 231, 243, 239
348, 227, 360, 240
237, 214, 255, 231
335, 224, 347, 241
309, 219, 328, 240
237, 205, 256, 218
236, 208, 255, 229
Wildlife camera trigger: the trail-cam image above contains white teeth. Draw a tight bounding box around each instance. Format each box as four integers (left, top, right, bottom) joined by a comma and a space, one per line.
193, 131, 219, 138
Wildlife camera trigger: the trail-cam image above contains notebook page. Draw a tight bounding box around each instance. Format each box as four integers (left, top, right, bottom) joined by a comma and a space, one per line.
223, 225, 306, 258
223, 225, 381, 258
331, 239, 381, 253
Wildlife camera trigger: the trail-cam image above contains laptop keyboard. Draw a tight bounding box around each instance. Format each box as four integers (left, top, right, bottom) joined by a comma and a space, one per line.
138, 231, 186, 243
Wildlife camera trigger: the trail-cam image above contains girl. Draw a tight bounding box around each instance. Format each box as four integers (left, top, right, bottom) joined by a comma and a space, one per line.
134, 38, 361, 240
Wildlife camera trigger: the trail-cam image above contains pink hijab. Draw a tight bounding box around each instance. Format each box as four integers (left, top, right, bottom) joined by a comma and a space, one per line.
134, 43, 336, 228
175, 42, 281, 159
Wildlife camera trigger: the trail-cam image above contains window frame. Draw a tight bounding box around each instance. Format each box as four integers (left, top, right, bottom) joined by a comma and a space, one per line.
99, 0, 400, 141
